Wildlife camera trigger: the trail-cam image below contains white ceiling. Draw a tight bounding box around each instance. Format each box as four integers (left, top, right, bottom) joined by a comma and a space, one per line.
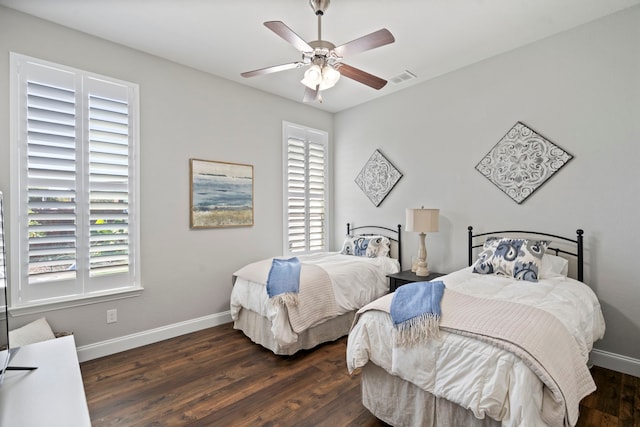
2, 0, 639, 113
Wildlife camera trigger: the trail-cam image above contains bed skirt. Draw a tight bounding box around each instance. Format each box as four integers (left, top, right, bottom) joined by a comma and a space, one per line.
361, 363, 502, 427
233, 308, 355, 355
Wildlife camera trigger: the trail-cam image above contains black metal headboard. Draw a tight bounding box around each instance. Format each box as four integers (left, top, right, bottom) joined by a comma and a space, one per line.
467, 226, 584, 282
347, 223, 402, 270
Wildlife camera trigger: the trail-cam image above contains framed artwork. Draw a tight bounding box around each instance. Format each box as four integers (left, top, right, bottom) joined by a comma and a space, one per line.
475, 122, 573, 204
190, 158, 254, 228
355, 149, 403, 207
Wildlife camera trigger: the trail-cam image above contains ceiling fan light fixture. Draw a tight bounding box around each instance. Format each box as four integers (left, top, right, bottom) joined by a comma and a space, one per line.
301, 64, 323, 89
318, 65, 340, 90
302, 63, 340, 91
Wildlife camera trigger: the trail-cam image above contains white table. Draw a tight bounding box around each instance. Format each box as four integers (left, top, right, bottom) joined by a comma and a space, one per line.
0, 335, 91, 427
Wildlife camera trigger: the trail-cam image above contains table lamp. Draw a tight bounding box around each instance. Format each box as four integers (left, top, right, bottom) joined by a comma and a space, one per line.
405, 207, 439, 276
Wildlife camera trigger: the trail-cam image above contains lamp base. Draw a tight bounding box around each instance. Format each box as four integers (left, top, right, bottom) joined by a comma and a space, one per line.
415, 232, 430, 276
415, 261, 430, 277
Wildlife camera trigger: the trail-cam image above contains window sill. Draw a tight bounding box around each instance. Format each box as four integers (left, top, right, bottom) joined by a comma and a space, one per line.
9, 287, 144, 317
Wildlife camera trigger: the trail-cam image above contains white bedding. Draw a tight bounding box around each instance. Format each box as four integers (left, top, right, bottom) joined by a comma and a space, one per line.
231, 252, 399, 347
346, 267, 605, 427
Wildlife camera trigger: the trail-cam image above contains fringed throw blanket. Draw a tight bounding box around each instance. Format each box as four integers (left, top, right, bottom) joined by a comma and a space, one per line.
233, 258, 339, 333
266, 257, 301, 306
353, 288, 595, 427
390, 281, 445, 346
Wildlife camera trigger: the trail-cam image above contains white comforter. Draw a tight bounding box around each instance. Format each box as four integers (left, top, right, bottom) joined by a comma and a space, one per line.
230, 252, 399, 346
346, 267, 606, 427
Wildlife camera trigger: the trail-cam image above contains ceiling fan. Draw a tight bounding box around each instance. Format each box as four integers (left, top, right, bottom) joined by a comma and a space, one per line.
241, 0, 395, 103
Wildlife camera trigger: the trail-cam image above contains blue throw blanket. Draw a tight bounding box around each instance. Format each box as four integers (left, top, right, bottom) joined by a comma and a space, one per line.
266, 257, 301, 306
390, 280, 446, 345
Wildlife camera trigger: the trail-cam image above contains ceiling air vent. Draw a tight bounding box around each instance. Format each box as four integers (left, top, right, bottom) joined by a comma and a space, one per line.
389, 70, 417, 85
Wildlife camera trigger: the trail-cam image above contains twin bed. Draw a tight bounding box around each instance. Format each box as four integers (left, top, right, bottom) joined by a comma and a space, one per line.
230, 224, 401, 355
347, 227, 605, 427
229, 224, 605, 426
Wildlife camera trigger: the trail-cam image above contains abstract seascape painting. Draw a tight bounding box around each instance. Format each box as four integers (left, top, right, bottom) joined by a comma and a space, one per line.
190, 159, 254, 228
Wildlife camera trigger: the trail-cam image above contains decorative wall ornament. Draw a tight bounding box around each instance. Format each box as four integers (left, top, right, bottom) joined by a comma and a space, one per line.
475, 122, 573, 204
190, 158, 254, 228
355, 149, 403, 207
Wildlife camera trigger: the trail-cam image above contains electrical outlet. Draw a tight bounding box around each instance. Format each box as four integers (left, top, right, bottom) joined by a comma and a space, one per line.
106, 309, 117, 324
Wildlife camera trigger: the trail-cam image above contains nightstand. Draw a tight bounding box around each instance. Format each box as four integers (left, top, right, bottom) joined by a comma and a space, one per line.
387, 270, 445, 292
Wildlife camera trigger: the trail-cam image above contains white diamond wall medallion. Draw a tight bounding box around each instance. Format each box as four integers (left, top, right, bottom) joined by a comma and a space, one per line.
475, 122, 573, 204
355, 150, 403, 207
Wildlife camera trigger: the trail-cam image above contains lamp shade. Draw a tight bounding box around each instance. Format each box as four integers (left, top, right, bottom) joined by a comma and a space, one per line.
301, 64, 323, 89
405, 208, 439, 233
318, 65, 340, 90
302, 64, 341, 91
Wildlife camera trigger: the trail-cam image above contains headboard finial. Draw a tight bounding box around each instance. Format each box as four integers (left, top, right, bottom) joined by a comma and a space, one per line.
576, 229, 584, 282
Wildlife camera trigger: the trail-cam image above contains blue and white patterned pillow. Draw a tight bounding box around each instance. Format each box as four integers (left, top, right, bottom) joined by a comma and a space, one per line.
340, 235, 391, 257
472, 237, 549, 282
340, 236, 370, 256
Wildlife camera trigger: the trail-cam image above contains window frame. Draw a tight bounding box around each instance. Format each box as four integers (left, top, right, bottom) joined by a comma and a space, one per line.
9, 53, 142, 314
282, 121, 330, 256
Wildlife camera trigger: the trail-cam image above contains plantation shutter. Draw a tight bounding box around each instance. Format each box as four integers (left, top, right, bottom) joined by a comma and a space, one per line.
283, 122, 328, 255
87, 80, 131, 278
26, 72, 79, 288
11, 53, 139, 307
286, 137, 307, 253
307, 140, 326, 252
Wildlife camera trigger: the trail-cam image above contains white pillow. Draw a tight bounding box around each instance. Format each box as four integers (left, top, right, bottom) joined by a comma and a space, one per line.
8, 317, 56, 348
539, 254, 569, 278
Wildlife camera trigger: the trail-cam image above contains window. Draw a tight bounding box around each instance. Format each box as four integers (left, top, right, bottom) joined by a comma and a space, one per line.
282, 122, 329, 255
9, 53, 140, 309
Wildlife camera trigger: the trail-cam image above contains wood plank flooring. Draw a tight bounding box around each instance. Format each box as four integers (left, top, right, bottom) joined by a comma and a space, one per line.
81, 322, 639, 426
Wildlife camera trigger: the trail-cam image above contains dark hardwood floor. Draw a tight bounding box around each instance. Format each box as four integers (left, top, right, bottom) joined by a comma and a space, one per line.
579, 365, 640, 427
81, 322, 639, 427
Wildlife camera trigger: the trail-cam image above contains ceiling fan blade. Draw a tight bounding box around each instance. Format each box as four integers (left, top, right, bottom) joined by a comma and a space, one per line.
302, 86, 320, 103
333, 29, 395, 58
241, 62, 304, 78
264, 21, 313, 52
337, 63, 388, 90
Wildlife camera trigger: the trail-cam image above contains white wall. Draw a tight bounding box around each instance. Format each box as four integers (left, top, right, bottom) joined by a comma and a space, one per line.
334, 7, 640, 367
0, 7, 332, 352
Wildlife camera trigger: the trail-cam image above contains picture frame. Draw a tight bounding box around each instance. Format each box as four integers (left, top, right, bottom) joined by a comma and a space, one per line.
190, 158, 254, 228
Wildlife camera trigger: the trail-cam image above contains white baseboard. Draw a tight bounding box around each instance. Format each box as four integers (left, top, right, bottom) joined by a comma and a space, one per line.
590, 348, 640, 377
76, 311, 232, 363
